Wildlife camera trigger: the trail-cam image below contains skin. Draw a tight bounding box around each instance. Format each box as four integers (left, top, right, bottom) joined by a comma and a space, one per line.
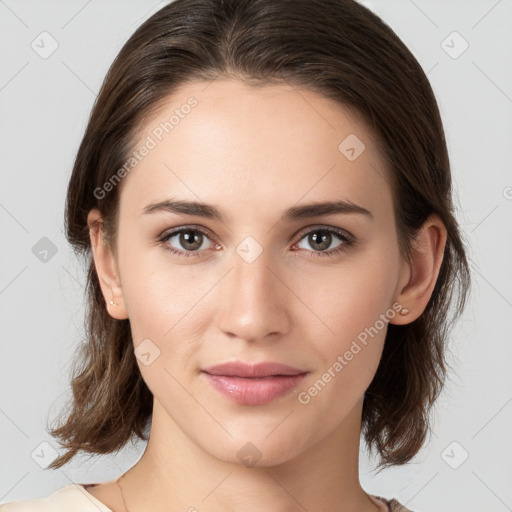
86, 78, 446, 512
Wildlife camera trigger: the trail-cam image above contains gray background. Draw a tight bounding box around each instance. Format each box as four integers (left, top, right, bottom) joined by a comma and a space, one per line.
1, 1, 511, 511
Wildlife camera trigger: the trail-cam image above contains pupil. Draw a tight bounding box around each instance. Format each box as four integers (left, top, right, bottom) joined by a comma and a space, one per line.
182, 230, 201, 250
311, 231, 330, 251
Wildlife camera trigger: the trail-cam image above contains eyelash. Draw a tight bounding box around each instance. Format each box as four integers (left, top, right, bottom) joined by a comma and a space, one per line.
157, 225, 355, 259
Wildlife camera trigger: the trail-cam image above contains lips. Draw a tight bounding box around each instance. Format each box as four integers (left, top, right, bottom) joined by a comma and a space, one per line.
201, 361, 308, 405
202, 361, 306, 378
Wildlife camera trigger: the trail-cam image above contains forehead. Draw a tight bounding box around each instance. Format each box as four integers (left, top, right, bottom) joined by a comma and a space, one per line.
119, 79, 393, 224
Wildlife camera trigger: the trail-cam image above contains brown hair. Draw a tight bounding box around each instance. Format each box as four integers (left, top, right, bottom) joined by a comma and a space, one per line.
48, 0, 471, 470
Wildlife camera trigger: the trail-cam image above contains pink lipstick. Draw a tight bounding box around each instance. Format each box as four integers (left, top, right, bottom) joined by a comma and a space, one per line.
201, 361, 308, 406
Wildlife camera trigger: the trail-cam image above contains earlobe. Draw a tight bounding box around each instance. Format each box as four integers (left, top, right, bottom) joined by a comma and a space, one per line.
391, 214, 447, 325
87, 208, 129, 320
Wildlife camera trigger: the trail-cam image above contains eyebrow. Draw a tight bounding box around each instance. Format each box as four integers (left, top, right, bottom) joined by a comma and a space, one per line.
141, 198, 373, 223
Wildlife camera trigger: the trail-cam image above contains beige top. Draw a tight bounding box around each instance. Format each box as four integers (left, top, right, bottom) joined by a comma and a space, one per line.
0, 483, 414, 511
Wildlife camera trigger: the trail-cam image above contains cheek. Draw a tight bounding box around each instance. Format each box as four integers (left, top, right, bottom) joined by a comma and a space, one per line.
117, 246, 216, 381
294, 242, 400, 402
303, 241, 400, 345
295, 298, 391, 421
117, 233, 192, 335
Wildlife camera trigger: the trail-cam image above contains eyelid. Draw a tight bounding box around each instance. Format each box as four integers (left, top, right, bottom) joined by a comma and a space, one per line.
292, 224, 354, 243
158, 224, 219, 251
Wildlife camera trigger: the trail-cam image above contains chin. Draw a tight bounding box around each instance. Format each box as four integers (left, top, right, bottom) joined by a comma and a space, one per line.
202, 430, 310, 469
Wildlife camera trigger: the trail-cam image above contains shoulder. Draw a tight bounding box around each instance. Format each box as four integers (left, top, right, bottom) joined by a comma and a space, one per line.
0, 484, 113, 512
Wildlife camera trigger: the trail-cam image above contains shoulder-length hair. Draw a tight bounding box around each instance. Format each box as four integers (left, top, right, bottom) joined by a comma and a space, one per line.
48, 0, 471, 470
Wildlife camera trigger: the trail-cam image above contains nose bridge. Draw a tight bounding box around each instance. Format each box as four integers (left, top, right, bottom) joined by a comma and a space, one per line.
217, 239, 289, 341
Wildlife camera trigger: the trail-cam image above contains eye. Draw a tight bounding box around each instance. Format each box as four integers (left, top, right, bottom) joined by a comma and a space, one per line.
157, 225, 355, 259
292, 227, 354, 258
158, 227, 216, 258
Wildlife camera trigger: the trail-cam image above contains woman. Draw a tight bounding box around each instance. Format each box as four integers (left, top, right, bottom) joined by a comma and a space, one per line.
1, 0, 470, 511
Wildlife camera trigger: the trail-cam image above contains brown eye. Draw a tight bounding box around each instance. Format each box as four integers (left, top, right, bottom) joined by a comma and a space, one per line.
293, 227, 354, 258
176, 229, 204, 251
159, 228, 214, 257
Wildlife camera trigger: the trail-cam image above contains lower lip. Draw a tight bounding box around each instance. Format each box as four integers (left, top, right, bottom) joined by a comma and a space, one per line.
202, 372, 308, 405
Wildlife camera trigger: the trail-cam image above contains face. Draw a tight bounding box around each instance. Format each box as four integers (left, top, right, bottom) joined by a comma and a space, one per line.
97, 79, 410, 466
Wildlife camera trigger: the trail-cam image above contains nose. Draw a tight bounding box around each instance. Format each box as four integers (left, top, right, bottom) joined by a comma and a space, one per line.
217, 245, 291, 343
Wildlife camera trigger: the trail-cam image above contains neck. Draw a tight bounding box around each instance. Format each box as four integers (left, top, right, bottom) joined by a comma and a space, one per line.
120, 397, 381, 512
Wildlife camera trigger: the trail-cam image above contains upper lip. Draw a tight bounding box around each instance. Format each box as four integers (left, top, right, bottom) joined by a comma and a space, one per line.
202, 361, 307, 378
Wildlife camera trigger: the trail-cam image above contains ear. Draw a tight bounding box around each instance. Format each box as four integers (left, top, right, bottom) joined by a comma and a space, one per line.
391, 213, 447, 325
87, 208, 128, 320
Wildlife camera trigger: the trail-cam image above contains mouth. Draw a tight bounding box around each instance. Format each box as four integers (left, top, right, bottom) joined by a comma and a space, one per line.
201, 361, 308, 405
